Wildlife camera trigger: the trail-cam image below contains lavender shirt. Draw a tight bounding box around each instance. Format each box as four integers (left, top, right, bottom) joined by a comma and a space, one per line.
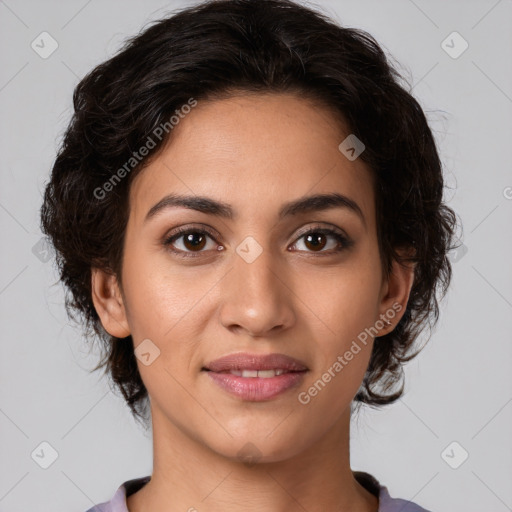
85, 471, 432, 512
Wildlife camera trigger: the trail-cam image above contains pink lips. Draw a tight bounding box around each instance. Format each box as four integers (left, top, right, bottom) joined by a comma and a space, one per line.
203, 352, 308, 401
204, 352, 308, 373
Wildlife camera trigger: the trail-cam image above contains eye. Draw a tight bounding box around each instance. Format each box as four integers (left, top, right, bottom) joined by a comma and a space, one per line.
290, 226, 352, 254
163, 224, 352, 259
163, 226, 222, 258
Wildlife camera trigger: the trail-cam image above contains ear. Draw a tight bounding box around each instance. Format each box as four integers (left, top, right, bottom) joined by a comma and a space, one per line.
91, 267, 130, 338
376, 247, 416, 336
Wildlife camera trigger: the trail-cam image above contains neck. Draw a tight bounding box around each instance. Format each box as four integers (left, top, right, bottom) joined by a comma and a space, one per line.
126, 404, 379, 512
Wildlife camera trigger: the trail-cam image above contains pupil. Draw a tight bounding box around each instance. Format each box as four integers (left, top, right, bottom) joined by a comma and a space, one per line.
185, 233, 206, 250
306, 233, 326, 251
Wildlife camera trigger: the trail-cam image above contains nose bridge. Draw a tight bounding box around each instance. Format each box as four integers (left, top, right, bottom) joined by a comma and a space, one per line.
219, 235, 294, 336
237, 240, 278, 300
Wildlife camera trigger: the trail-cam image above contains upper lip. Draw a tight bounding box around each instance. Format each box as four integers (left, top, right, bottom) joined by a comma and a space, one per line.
203, 352, 309, 372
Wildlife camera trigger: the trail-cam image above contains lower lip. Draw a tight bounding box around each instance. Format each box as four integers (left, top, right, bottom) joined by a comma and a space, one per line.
205, 371, 307, 401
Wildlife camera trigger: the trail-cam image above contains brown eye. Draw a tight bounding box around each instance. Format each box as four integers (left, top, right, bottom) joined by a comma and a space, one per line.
182, 232, 207, 251
290, 227, 352, 254
164, 227, 220, 257
304, 232, 328, 251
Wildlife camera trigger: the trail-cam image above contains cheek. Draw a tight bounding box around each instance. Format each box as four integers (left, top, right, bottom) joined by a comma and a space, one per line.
297, 277, 376, 418
297, 259, 381, 345
121, 245, 208, 337
120, 247, 219, 385
294, 257, 381, 404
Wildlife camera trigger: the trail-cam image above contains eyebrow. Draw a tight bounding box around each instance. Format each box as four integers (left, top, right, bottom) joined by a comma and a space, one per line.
144, 192, 366, 227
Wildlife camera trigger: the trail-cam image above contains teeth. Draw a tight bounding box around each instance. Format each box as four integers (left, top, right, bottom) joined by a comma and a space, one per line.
229, 369, 288, 378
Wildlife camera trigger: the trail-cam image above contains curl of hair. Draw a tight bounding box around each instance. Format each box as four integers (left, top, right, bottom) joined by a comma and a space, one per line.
40, 0, 459, 426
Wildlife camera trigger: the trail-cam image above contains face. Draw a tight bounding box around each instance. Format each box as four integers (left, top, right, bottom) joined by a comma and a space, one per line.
92, 92, 413, 463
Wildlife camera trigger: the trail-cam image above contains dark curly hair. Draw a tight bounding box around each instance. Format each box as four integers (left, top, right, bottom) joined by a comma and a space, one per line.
40, 0, 459, 428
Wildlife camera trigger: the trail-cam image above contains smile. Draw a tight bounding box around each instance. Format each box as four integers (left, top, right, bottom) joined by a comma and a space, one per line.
219, 369, 290, 377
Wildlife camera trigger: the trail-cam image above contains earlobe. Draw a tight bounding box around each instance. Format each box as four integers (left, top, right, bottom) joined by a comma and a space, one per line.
377, 249, 416, 335
91, 267, 131, 338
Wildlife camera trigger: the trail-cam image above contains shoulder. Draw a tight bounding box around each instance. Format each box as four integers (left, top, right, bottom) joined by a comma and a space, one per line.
378, 487, 433, 512
353, 471, 434, 512
84, 476, 151, 512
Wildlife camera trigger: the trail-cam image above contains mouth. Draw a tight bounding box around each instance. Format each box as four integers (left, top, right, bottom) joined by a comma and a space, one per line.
202, 351, 309, 373
204, 368, 303, 378
202, 352, 309, 401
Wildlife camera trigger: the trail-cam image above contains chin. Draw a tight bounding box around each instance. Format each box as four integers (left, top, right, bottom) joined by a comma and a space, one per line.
208, 431, 306, 466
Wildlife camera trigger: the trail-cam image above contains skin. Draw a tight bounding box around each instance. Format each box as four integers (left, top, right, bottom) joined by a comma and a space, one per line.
91, 92, 415, 512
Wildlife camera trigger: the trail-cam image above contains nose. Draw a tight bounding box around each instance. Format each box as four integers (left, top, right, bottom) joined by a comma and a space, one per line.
218, 242, 296, 338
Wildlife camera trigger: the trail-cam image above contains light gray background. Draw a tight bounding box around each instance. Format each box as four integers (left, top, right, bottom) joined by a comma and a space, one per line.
1, 1, 511, 511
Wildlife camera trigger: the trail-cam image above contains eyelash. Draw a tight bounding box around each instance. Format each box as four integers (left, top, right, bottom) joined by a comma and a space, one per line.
163, 224, 353, 259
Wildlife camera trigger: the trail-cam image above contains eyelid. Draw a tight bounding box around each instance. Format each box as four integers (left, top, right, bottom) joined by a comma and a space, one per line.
165, 221, 348, 241
292, 222, 348, 241
163, 223, 220, 242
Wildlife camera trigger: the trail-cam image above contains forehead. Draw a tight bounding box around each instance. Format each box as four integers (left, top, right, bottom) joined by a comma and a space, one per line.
128, 93, 375, 229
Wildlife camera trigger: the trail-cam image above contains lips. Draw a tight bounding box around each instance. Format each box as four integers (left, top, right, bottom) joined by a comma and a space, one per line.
203, 352, 308, 401
202, 352, 309, 373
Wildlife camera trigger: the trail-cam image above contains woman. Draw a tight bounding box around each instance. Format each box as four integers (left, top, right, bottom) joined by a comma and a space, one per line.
40, 0, 458, 510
